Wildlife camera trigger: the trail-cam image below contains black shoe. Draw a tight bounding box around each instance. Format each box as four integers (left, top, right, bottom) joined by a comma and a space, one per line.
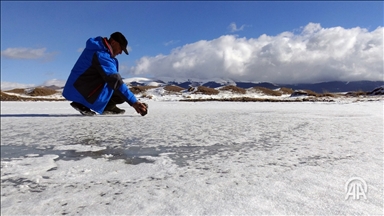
70, 102, 96, 116
102, 105, 125, 115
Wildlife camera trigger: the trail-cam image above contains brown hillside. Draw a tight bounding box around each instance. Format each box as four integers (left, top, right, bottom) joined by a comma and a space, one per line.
0, 91, 65, 101
250, 87, 282, 96
194, 86, 220, 95
164, 85, 185, 93
5, 87, 58, 96
1, 91, 22, 101
220, 85, 246, 94
28, 87, 57, 96
279, 87, 294, 94
5, 88, 26, 94
129, 86, 157, 94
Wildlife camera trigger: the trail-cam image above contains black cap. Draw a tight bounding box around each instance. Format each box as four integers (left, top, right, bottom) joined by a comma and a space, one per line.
110, 32, 129, 55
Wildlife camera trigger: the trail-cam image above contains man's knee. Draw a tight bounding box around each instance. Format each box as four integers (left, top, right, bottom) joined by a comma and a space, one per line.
110, 92, 125, 104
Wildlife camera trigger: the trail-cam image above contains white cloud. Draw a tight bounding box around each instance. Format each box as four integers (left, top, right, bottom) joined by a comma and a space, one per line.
0, 81, 36, 90
128, 23, 384, 84
164, 40, 180, 46
228, 22, 247, 32
119, 65, 131, 75
1, 47, 56, 61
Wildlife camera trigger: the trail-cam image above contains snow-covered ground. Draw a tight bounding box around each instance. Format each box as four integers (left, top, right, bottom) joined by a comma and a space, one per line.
1, 100, 383, 215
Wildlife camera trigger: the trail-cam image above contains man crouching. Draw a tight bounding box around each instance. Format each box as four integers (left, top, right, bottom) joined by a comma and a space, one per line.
62, 32, 147, 116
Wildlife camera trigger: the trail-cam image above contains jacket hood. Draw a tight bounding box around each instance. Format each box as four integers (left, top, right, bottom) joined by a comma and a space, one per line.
85, 36, 108, 52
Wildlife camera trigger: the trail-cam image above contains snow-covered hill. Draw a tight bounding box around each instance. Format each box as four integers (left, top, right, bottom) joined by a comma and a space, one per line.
1, 77, 383, 103
122, 77, 384, 94
123, 77, 166, 87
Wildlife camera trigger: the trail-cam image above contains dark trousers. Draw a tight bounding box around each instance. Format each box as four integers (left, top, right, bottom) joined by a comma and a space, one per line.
107, 91, 125, 107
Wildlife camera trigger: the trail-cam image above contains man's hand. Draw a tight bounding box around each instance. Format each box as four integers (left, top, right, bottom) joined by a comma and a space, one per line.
132, 101, 148, 116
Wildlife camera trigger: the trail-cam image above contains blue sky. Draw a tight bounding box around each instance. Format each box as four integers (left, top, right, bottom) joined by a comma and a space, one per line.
1, 1, 383, 89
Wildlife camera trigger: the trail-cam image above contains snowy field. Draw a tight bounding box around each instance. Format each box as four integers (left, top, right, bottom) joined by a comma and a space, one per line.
1, 100, 383, 215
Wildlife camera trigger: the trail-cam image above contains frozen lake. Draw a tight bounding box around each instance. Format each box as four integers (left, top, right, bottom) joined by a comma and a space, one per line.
1, 101, 383, 215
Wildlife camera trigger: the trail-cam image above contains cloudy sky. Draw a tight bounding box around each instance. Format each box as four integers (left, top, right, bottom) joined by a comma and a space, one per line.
1, 1, 383, 89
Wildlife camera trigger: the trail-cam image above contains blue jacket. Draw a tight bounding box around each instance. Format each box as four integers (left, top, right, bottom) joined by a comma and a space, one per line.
62, 36, 138, 113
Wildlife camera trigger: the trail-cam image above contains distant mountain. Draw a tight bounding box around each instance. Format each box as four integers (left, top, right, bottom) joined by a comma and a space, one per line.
168, 81, 201, 89
122, 77, 384, 93
235, 82, 280, 89
37, 85, 63, 90
369, 86, 384, 95
282, 81, 384, 93
123, 77, 165, 87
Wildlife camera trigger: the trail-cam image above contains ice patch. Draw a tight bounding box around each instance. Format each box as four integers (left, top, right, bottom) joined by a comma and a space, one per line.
53, 144, 106, 152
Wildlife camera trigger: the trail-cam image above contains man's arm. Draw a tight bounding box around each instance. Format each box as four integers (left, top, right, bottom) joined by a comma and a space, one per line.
93, 52, 138, 106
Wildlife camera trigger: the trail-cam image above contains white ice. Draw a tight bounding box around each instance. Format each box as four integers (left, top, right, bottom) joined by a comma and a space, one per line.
1, 100, 383, 215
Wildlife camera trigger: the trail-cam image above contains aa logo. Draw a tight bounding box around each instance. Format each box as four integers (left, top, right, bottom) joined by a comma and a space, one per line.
345, 177, 367, 200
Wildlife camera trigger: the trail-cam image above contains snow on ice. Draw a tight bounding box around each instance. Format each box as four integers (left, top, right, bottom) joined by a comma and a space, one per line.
1, 100, 383, 215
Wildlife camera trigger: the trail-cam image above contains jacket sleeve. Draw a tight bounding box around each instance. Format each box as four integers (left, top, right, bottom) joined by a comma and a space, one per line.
94, 52, 138, 106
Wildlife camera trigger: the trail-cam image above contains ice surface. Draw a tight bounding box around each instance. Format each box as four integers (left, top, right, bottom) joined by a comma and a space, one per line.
1, 100, 383, 215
